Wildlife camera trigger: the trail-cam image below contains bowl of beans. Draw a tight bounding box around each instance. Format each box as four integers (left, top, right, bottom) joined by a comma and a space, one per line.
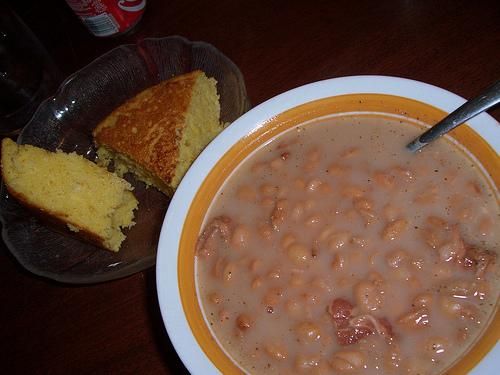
156, 75, 499, 374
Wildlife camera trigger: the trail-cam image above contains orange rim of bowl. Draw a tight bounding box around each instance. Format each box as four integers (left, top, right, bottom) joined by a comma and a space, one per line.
178, 93, 499, 374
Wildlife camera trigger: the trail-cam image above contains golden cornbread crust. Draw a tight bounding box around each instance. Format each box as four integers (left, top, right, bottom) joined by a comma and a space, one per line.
4, 187, 113, 252
93, 70, 222, 195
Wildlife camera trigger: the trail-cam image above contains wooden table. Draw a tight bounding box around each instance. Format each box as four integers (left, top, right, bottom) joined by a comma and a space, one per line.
1, 0, 499, 373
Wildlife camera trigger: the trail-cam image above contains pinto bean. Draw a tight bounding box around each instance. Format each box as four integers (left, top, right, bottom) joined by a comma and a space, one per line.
391, 266, 413, 281
311, 277, 334, 293
218, 309, 231, 323
318, 227, 334, 242
271, 199, 288, 231
236, 185, 257, 202
248, 258, 262, 273
385, 249, 408, 268
301, 292, 321, 306
285, 298, 303, 317
422, 228, 443, 249
354, 280, 383, 312
412, 293, 433, 308
432, 262, 453, 279
222, 261, 237, 282
295, 354, 321, 372
236, 313, 253, 331
408, 276, 422, 289
295, 321, 322, 343
457, 327, 469, 342
353, 197, 373, 211
331, 252, 347, 271
259, 183, 279, 196
457, 206, 472, 220
351, 236, 368, 248
294, 178, 306, 189
340, 147, 360, 159
307, 179, 323, 192
330, 350, 366, 372
478, 216, 494, 237
265, 343, 288, 360
260, 197, 275, 207
391, 166, 414, 182
251, 277, 263, 289
250, 161, 266, 174
437, 226, 466, 262
213, 257, 226, 279
439, 296, 480, 321
341, 185, 365, 198
466, 180, 483, 196
231, 224, 250, 249
287, 243, 311, 266
307, 148, 321, 162
423, 336, 449, 357
258, 223, 273, 240
328, 231, 351, 250
303, 160, 320, 172
281, 233, 296, 248
320, 183, 333, 194
382, 218, 408, 241
384, 345, 403, 372
304, 199, 316, 210
367, 271, 385, 288
426, 215, 448, 228
305, 214, 322, 226
402, 357, 428, 375
359, 209, 376, 226
336, 277, 351, 288
411, 258, 425, 271
327, 163, 346, 176
291, 202, 305, 221
413, 185, 438, 204
290, 270, 307, 287
349, 250, 364, 265
354, 197, 376, 225
373, 171, 396, 189
445, 279, 489, 300
267, 267, 281, 279
270, 157, 285, 170
369, 252, 380, 267
208, 292, 223, 305
397, 307, 430, 329
262, 287, 284, 306
279, 185, 290, 198
382, 204, 400, 221
421, 216, 449, 249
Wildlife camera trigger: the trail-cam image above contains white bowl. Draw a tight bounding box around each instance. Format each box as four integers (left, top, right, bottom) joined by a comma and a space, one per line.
156, 75, 499, 374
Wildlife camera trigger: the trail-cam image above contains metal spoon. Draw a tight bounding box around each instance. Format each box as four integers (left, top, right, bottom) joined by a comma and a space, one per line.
406, 80, 500, 152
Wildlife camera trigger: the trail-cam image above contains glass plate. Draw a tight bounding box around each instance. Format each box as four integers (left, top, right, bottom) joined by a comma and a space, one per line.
0, 36, 250, 284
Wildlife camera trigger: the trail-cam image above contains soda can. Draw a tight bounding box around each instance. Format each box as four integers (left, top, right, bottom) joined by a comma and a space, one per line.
65, 0, 146, 37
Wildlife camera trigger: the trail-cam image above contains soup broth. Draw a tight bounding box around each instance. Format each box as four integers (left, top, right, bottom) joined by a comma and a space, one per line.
195, 116, 499, 374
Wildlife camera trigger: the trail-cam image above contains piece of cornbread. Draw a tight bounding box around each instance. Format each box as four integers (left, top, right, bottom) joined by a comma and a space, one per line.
1, 138, 138, 252
93, 70, 223, 195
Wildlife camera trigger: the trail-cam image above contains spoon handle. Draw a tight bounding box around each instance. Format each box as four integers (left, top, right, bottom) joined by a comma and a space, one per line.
406, 80, 500, 152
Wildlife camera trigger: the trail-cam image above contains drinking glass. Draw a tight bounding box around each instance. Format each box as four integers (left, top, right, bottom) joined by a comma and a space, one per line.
0, 4, 61, 136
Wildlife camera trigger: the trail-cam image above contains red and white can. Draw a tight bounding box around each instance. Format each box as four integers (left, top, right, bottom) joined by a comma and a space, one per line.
65, 0, 146, 37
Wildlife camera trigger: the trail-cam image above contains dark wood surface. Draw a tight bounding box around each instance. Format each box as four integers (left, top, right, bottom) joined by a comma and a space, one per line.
1, 1, 499, 374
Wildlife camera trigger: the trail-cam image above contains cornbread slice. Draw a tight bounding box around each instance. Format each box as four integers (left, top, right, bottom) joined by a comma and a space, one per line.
93, 70, 223, 195
1, 138, 138, 252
